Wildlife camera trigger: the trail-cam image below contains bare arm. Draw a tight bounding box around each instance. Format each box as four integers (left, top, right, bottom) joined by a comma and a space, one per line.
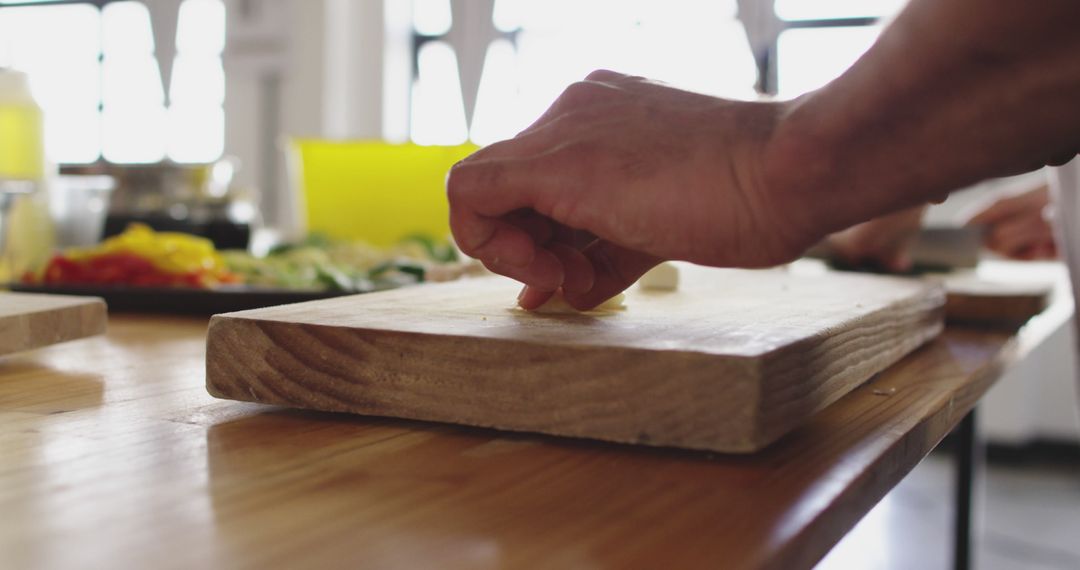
446, 0, 1080, 309
768, 0, 1080, 244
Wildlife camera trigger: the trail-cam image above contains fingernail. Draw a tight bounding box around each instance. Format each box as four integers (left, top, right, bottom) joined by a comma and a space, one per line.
517, 286, 528, 303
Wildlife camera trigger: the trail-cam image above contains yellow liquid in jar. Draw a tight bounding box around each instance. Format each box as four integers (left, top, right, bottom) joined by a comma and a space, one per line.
0, 102, 44, 181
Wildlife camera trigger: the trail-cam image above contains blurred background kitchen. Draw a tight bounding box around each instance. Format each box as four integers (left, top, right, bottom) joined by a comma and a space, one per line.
0, 0, 1076, 568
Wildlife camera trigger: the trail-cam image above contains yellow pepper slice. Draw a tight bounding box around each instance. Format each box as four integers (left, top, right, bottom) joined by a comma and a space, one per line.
63, 224, 232, 280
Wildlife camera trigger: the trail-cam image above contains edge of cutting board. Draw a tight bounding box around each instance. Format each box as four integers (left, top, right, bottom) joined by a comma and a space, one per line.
0, 293, 107, 356
204, 273, 945, 453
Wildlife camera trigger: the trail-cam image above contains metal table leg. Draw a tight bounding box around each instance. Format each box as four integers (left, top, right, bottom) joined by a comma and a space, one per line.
953, 407, 982, 570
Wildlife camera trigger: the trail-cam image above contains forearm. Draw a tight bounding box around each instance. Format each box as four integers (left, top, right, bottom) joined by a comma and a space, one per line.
766, 0, 1080, 242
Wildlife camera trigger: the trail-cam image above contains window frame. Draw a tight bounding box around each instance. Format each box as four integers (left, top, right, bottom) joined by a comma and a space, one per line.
403, 0, 886, 138
0, 1, 114, 8
1, 0, 226, 166
757, 15, 879, 95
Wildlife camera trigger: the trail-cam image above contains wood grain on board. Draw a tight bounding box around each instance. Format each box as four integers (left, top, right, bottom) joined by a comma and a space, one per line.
206, 267, 945, 452
0, 292, 106, 356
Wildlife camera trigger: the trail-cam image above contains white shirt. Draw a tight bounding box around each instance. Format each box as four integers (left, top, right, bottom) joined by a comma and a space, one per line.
1050, 159, 1080, 291
1048, 158, 1080, 408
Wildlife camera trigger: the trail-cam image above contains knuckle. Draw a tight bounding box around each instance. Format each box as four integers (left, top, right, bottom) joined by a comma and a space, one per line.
562, 80, 598, 103
445, 162, 470, 202
585, 69, 620, 82
446, 161, 504, 203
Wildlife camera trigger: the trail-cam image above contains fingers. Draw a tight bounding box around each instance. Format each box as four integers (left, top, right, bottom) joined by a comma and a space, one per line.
447, 68, 664, 308
826, 206, 924, 273
480, 243, 564, 292
833, 243, 910, 272
517, 285, 556, 311
584, 69, 631, 82
984, 215, 1053, 258
1035, 241, 1059, 259
506, 242, 594, 311
967, 186, 1049, 226
447, 159, 544, 261
448, 156, 567, 220
967, 197, 1021, 226
447, 185, 565, 292
548, 243, 595, 294
562, 241, 661, 310
884, 251, 914, 273
507, 231, 596, 310
503, 209, 555, 244
513, 242, 595, 311
517, 241, 658, 311
449, 151, 610, 295
1014, 238, 1057, 260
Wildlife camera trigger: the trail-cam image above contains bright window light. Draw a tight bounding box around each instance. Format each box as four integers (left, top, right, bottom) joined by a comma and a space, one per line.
168, 104, 224, 163
412, 0, 755, 145
170, 55, 225, 106
46, 104, 100, 165
491, 0, 522, 33
175, 0, 225, 56
413, 0, 452, 36
775, 0, 907, 21
102, 1, 156, 55
0, 4, 100, 164
0, 0, 225, 164
470, 39, 521, 145
102, 105, 167, 164
101, 1, 166, 163
169, 0, 226, 163
410, 41, 469, 145
776, 26, 882, 98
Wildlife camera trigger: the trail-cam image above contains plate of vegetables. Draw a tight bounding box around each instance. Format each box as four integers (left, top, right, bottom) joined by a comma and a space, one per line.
12, 224, 482, 314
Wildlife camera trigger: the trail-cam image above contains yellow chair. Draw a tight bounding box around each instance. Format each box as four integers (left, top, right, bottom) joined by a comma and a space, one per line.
289, 140, 478, 247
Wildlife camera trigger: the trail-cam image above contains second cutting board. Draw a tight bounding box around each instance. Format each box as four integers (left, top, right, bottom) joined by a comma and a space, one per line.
206, 267, 944, 453
1, 292, 106, 356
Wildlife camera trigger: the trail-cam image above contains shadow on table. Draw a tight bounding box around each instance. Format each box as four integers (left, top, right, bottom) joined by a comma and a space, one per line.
0, 358, 104, 413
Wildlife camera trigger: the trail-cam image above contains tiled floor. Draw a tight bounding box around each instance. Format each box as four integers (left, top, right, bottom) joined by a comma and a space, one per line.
816, 452, 1080, 569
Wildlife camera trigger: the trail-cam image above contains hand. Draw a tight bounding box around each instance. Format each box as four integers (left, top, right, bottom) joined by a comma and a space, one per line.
826, 206, 927, 272
966, 185, 1057, 260
446, 70, 808, 310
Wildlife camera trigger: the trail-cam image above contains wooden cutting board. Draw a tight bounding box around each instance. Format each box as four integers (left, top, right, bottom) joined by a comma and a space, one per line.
791, 258, 1057, 329
943, 276, 1052, 328
205, 267, 945, 453
0, 293, 106, 356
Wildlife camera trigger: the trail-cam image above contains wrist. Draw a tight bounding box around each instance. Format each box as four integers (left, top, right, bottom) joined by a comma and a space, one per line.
757, 96, 847, 254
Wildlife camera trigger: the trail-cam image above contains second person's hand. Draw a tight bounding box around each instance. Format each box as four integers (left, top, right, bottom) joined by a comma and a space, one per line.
966, 185, 1058, 260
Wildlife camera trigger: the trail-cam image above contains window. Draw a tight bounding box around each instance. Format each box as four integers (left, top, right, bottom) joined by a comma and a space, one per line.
406, 0, 758, 145
774, 0, 904, 22
776, 25, 881, 98
0, 0, 225, 165
0, 2, 101, 163
167, 0, 225, 163
772, 0, 904, 98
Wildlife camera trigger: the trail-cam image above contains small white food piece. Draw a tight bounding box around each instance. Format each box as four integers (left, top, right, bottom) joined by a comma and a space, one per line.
532, 292, 626, 315
638, 262, 680, 291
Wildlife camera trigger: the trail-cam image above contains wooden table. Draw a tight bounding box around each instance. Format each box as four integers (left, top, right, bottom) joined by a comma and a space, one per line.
0, 313, 1023, 569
